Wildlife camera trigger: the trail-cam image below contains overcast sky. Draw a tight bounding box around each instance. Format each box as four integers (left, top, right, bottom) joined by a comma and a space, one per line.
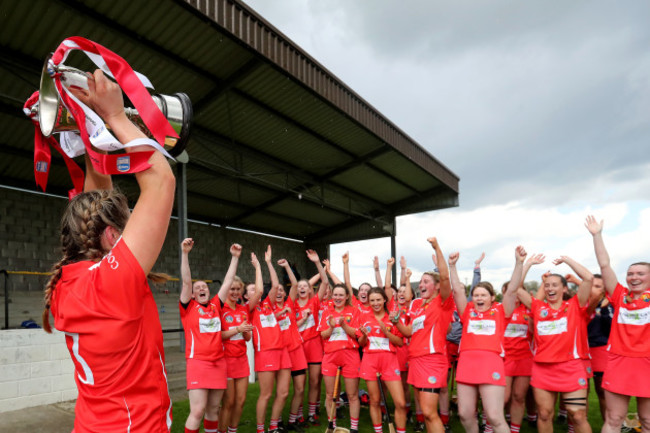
243, 0, 650, 287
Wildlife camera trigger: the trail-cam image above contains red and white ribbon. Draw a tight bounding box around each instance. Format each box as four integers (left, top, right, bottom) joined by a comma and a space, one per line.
25, 36, 180, 195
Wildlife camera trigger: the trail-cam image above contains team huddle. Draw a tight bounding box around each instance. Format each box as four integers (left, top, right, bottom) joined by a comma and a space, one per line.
176, 217, 650, 433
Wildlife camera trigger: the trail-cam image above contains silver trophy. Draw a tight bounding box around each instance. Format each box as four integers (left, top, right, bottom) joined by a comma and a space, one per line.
32, 54, 192, 158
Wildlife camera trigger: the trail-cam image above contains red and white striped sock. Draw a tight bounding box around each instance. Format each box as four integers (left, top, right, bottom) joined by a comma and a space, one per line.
203, 419, 219, 433
396, 428, 406, 433
485, 421, 494, 433
373, 424, 383, 433
256, 423, 264, 433
568, 421, 575, 433
269, 418, 280, 430
416, 410, 424, 423
308, 402, 318, 416
440, 410, 449, 425
184, 428, 199, 433
289, 412, 298, 423
511, 423, 521, 433
227, 427, 237, 433
350, 417, 359, 430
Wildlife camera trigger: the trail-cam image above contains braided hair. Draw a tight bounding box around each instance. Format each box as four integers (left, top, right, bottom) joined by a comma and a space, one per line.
42, 191, 130, 333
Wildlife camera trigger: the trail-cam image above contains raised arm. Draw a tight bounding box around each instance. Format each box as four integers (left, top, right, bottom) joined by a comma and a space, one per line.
323, 258, 342, 285
553, 256, 593, 307
373, 256, 383, 288
342, 251, 353, 292
521, 254, 545, 287
264, 245, 279, 296
470, 252, 485, 291
534, 272, 550, 300
448, 252, 467, 315
218, 243, 242, 303
429, 237, 451, 300
503, 246, 527, 317
585, 216, 618, 295
179, 238, 194, 304
247, 252, 263, 311
307, 250, 329, 300
278, 258, 298, 301
399, 256, 407, 286
385, 257, 395, 300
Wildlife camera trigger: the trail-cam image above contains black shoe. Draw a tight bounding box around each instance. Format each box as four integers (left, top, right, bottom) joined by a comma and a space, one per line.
414, 421, 425, 432
286, 422, 304, 433
444, 424, 451, 433
350, 430, 358, 433
557, 413, 567, 424
307, 414, 320, 425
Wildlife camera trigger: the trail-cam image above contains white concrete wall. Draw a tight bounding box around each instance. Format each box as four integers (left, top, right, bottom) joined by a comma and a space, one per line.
0, 329, 77, 413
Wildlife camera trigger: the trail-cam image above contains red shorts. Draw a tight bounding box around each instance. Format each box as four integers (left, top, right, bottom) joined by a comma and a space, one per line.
456, 350, 505, 386
226, 355, 250, 379
446, 341, 459, 367
590, 345, 608, 373
289, 346, 308, 372
322, 349, 360, 378
530, 359, 588, 392
303, 336, 324, 364
396, 345, 409, 372
407, 354, 448, 389
255, 348, 292, 372
583, 359, 593, 378
359, 351, 401, 381
186, 357, 227, 390
504, 356, 533, 377
603, 353, 650, 398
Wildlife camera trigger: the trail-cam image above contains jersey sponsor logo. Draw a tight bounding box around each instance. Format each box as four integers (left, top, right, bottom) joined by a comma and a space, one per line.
278, 317, 291, 331
504, 323, 528, 338
617, 305, 650, 326
412, 315, 425, 333
536, 317, 568, 335
260, 313, 278, 328
225, 315, 234, 323
199, 317, 221, 333
467, 319, 497, 335
368, 336, 390, 351
298, 313, 315, 332
230, 333, 244, 341
329, 326, 348, 341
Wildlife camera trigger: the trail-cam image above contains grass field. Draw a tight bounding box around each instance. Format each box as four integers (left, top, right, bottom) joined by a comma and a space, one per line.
170, 380, 635, 432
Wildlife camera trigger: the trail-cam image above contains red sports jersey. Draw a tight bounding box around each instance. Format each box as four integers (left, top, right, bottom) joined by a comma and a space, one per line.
504, 304, 533, 361
530, 297, 588, 363
459, 302, 507, 355
295, 296, 320, 342
179, 296, 224, 360
607, 283, 650, 357
50, 238, 172, 432
407, 296, 455, 359
274, 297, 303, 351
352, 296, 372, 314
221, 302, 250, 358
358, 311, 403, 353
318, 305, 360, 353
250, 297, 283, 352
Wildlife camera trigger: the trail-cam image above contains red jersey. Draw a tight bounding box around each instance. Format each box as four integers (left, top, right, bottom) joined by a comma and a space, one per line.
388, 299, 410, 344
274, 297, 303, 351
221, 302, 250, 358
504, 304, 533, 360
250, 297, 283, 352
407, 296, 455, 359
608, 283, 650, 357
295, 296, 320, 342
459, 302, 507, 355
50, 238, 171, 432
317, 305, 360, 353
530, 297, 588, 363
358, 311, 403, 353
352, 296, 372, 314
179, 296, 224, 360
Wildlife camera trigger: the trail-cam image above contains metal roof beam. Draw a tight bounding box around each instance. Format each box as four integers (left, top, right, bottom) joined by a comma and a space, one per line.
193, 58, 263, 113
192, 125, 392, 214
